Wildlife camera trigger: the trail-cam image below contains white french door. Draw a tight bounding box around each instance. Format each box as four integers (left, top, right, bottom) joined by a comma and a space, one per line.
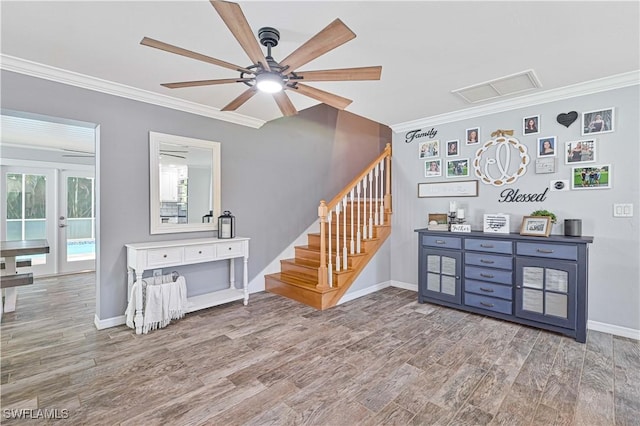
1, 166, 57, 275
59, 170, 95, 273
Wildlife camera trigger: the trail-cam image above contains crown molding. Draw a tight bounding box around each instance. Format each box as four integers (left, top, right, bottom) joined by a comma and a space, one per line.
0, 54, 266, 129
390, 70, 640, 133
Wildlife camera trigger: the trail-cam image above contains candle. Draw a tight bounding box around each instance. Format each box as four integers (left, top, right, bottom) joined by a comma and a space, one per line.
449, 201, 457, 213
457, 208, 465, 219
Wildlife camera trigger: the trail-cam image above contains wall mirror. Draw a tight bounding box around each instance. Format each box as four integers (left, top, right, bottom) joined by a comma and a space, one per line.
149, 131, 221, 234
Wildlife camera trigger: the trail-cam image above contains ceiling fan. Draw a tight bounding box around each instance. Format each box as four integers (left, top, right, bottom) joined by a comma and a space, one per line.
140, 0, 382, 117
62, 149, 94, 158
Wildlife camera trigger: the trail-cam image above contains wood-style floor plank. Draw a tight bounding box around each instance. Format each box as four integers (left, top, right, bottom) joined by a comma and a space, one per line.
0, 273, 637, 425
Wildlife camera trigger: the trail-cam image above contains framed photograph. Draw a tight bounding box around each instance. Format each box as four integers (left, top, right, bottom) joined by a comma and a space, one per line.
446, 158, 469, 178
520, 216, 551, 237
418, 140, 440, 159
417, 180, 479, 198
537, 136, 557, 157
446, 140, 460, 157
424, 159, 442, 177
571, 164, 611, 190
465, 127, 480, 145
483, 214, 510, 233
565, 139, 596, 164
582, 107, 614, 135
523, 115, 540, 135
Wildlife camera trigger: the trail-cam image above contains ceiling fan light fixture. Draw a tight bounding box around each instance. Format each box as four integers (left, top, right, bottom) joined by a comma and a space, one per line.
256, 72, 283, 93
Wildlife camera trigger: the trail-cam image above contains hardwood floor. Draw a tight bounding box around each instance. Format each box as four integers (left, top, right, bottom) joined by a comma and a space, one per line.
1, 273, 638, 425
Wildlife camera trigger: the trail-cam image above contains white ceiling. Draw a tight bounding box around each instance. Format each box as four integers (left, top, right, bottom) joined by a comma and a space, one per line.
1, 1, 639, 128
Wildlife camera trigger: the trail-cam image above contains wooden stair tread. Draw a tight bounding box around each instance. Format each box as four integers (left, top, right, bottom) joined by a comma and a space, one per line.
265, 272, 338, 294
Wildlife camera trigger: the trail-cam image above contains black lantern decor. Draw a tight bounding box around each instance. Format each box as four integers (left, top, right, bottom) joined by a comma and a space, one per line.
217, 211, 235, 239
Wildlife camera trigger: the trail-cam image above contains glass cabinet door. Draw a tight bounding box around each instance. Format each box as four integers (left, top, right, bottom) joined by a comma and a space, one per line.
515, 258, 576, 328
420, 249, 462, 305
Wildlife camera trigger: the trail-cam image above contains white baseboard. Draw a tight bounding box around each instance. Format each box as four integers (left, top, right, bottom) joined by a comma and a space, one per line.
390, 280, 418, 292
587, 320, 640, 340
94, 314, 125, 330
337, 281, 390, 305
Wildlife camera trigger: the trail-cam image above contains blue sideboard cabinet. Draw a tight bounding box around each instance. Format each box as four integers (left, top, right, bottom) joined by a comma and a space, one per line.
416, 229, 593, 342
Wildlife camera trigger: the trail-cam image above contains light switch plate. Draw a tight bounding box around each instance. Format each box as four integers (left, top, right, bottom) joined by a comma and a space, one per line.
613, 203, 633, 217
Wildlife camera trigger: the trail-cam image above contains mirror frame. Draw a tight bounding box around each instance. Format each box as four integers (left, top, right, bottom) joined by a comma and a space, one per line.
149, 131, 221, 235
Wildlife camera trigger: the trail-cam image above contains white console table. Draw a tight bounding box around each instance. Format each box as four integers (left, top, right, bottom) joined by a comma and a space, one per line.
125, 237, 250, 334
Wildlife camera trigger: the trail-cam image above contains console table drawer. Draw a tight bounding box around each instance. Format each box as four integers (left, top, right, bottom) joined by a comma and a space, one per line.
465, 238, 512, 254
216, 241, 244, 259
184, 244, 215, 262
465, 265, 512, 285
422, 235, 461, 249
465, 293, 512, 315
517, 242, 577, 261
147, 247, 183, 267
465, 252, 512, 270
465, 279, 512, 300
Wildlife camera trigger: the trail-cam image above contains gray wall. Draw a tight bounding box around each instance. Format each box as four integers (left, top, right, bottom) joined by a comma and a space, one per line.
1, 70, 388, 320
391, 85, 639, 332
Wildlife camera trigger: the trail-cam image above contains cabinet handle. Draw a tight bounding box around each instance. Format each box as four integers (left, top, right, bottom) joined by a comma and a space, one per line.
479, 287, 494, 293
480, 273, 494, 278
435, 240, 446, 244
480, 302, 495, 307
516, 285, 522, 289
480, 244, 494, 248
163, 254, 167, 258
198, 251, 202, 254
228, 247, 232, 250
537, 249, 554, 254
480, 259, 495, 264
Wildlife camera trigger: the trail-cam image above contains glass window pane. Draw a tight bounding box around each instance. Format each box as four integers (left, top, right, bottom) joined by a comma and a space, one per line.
523, 267, 544, 289
25, 220, 46, 239
24, 174, 46, 219
427, 273, 440, 291
6, 173, 22, 220
427, 255, 440, 273
546, 269, 568, 293
523, 288, 543, 313
6, 220, 22, 241
441, 256, 456, 275
67, 177, 94, 218
441, 276, 456, 295
546, 293, 568, 318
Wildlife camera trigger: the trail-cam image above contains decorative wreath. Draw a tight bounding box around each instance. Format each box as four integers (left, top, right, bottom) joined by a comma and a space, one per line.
472, 130, 530, 187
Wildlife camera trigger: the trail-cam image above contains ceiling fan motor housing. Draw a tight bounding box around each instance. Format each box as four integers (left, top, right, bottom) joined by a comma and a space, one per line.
258, 27, 280, 48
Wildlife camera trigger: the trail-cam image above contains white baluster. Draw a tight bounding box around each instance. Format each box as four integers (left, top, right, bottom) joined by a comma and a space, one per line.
368, 170, 374, 239
356, 181, 362, 253
379, 159, 385, 225
342, 196, 348, 270
327, 211, 333, 287
349, 189, 355, 255
374, 163, 380, 226
362, 176, 368, 241
335, 204, 341, 272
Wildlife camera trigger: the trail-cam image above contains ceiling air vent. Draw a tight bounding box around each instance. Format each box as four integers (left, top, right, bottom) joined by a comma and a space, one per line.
452, 69, 542, 103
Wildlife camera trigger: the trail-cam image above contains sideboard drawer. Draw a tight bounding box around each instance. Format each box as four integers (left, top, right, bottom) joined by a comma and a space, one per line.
215, 241, 244, 259
465, 292, 512, 315
517, 242, 577, 261
465, 252, 512, 270
465, 265, 512, 285
422, 235, 461, 249
147, 247, 183, 267
465, 279, 512, 300
465, 238, 512, 254
184, 244, 215, 262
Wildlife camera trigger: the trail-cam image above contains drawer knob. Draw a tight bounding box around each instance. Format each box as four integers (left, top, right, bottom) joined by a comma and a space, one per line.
228, 247, 232, 250
198, 251, 202, 254
480, 273, 494, 278
537, 249, 554, 254
163, 254, 167, 258
480, 259, 495, 264
435, 240, 446, 244
480, 287, 494, 293
480, 302, 495, 308
480, 244, 494, 248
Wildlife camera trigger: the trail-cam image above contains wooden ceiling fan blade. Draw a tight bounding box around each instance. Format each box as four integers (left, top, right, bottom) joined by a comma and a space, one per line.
273, 91, 298, 117
140, 37, 253, 74
295, 66, 382, 82
279, 19, 356, 74
221, 87, 257, 111
288, 83, 352, 110
210, 1, 270, 71
161, 78, 253, 89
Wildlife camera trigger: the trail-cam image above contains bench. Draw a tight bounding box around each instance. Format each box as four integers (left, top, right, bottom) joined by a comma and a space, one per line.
1, 272, 34, 289
0, 259, 32, 270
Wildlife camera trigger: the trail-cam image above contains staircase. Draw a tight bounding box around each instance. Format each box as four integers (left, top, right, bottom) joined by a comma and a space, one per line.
265, 144, 392, 310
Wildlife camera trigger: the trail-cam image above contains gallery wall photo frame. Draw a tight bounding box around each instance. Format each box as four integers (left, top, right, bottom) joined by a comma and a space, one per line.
446, 139, 460, 157
419, 140, 440, 159
418, 180, 479, 198
571, 164, 611, 190
565, 139, 596, 164
424, 159, 442, 177
537, 136, 557, 158
582, 107, 614, 135
466, 127, 480, 145
523, 115, 540, 135
520, 216, 551, 237
446, 158, 470, 178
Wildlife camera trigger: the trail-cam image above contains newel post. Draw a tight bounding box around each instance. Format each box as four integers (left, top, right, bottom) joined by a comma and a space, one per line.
384, 143, 392, 212
317, 200, 329, 290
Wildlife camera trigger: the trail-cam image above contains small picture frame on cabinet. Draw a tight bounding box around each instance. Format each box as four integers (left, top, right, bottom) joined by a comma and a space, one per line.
483, 214, 510, 233
520, 216, 551, 237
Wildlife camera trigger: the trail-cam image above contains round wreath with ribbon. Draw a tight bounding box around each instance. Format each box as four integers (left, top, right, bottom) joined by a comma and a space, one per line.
472, 130, 530, 186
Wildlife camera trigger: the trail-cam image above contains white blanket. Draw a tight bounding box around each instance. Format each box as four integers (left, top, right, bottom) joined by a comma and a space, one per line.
125, 274, 188, 333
